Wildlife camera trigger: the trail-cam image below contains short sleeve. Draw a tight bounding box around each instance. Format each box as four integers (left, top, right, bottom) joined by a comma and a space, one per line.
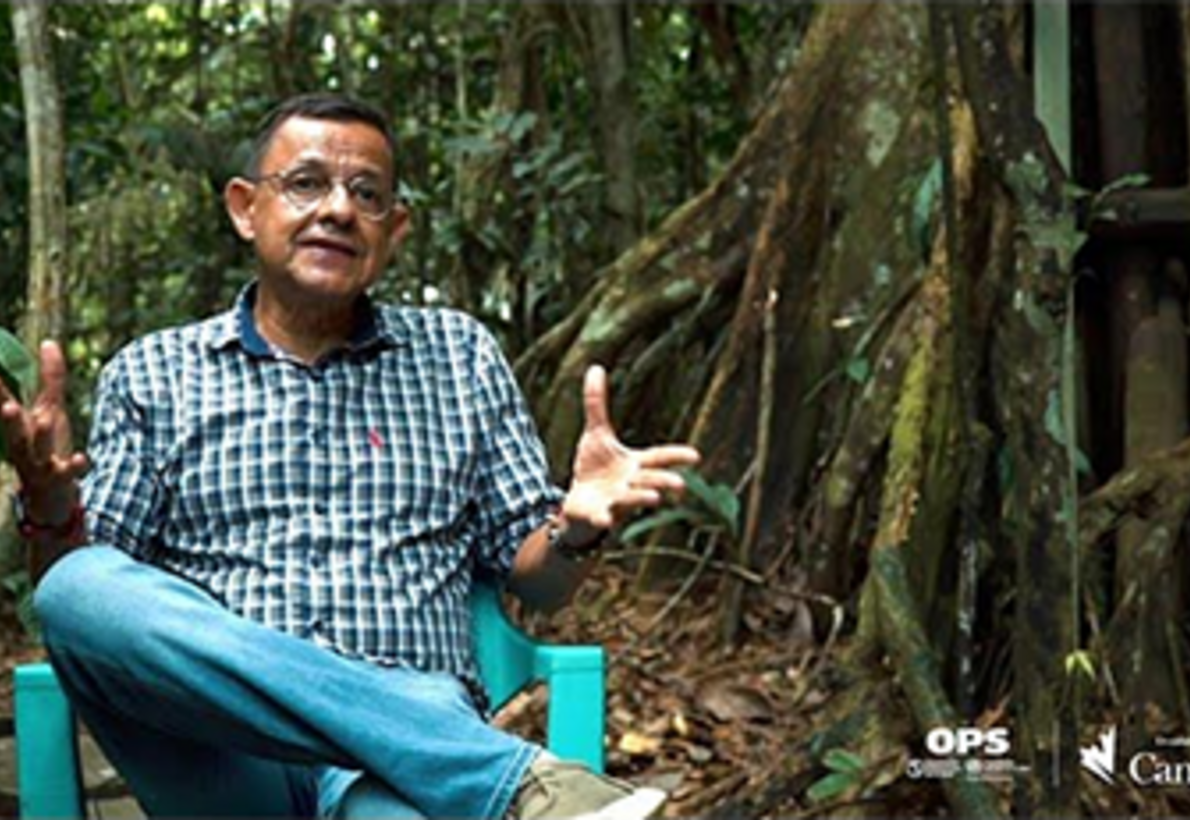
81, 349, 166, 559
466, 325, 563, 577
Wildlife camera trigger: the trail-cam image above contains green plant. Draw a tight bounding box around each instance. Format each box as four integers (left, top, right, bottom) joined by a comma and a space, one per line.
0, 328, 36, 462
806, 748, 867, 803
620, 467, 739, 545
1, 567, 38, 642
0, 329, 38, 640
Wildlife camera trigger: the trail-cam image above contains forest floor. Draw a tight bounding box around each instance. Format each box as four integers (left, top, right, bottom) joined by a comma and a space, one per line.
0, 561, 954, 818
499, 561, 950, 819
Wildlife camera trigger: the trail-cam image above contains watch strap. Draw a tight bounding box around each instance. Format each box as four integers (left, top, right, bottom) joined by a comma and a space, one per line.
13, 492, 86, 542
546, 517, 608, 561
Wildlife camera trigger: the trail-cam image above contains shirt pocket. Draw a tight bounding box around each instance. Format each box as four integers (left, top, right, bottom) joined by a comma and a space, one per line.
348, 416, 477, 542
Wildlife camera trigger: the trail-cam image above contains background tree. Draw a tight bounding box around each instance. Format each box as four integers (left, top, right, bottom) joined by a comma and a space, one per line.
10, 0, 67, 346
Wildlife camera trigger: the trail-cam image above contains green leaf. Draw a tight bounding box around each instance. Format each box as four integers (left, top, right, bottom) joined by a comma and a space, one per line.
807, 771, 858, 804
1023, 216, 1088, 271
444, 135, 502, 157
0, 329, 36, 464
2, 569, 38, 641
679, 468, 740, 536
1043, 388, 1091, 475
844, 357, 870, 384
679, 467, 717, 509
1065, 649, 1096, 680
912, 159, 943, 263
1016, 292, 1056, 336
620, 508, 699, 544
397, 181, 430, 206
708, 484, 740, 538
997, 445, 1014, 495
507, 111, 538, 142
16, 590, 40, 641
1099, 172, 1150, 198
1044, 388, 1065, 448
823, 748, 865, 774
0, 328, 36, 402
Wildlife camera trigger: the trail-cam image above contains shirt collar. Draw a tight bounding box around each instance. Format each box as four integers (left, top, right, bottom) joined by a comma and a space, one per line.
206, 282, 409, 357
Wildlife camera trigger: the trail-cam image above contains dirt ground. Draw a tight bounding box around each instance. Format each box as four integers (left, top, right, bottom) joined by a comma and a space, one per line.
498, 561, 832, 817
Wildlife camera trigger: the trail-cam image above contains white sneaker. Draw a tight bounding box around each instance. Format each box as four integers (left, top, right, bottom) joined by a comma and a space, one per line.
509, 756, 667, 820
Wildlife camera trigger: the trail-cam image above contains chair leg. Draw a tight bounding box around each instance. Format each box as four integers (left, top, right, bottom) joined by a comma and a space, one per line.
15, 664, 84, 819
544, 662, 606, 774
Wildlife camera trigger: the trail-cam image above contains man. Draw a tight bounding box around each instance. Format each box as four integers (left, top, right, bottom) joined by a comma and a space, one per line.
2, 94, 699, 819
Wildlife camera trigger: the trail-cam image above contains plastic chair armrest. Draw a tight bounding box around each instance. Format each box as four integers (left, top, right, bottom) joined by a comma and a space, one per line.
15, 663, 84, 819
536, 645, 606, 773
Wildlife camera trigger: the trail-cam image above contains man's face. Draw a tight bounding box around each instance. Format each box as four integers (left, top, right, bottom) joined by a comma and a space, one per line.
225, 116, 408, 310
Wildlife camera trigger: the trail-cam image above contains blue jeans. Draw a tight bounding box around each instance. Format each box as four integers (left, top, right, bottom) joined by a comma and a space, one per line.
33, 546, 539, 818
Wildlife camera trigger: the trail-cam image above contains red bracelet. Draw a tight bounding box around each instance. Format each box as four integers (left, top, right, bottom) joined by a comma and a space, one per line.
16, 497, 86, 542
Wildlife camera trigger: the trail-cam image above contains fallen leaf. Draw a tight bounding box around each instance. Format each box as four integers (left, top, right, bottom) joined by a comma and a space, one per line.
790, 600, 816, 645
612, 707, 635, 725
698, 680, 774, 723
673, 711, 690, 737
640, 770, 685, 794
643, 714, 671, 737
678, 741, 714, 764
618, 731, 664, 756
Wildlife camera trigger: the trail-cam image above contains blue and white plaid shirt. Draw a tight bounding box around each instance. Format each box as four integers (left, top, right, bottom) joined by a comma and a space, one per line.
82, 285, 563, 697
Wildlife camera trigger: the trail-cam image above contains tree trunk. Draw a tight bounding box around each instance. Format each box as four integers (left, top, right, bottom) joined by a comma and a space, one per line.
263, 0, 296, 99
188, 0, 227, 319
11, 0, 68, 347
952, 5, 1079, 815
575, 3, 641, 255
691, 4, 752, 112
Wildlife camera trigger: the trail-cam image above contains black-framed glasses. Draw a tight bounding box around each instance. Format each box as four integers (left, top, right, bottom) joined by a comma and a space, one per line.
255, 167, 397, 221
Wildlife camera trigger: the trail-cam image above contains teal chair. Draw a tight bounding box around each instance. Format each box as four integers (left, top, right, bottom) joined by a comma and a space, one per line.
15, 582, 605, 819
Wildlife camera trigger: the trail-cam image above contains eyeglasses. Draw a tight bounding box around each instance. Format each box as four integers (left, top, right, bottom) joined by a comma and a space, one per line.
254, 167, 397, 221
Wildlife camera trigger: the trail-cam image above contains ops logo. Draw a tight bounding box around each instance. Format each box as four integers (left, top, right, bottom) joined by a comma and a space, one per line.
925, 727, 1011, 757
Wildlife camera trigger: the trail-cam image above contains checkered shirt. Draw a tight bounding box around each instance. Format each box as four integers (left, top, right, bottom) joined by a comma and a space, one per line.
82, 285, 563, 698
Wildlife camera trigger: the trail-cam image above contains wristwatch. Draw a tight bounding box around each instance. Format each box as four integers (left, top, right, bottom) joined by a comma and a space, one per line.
11, 492, 86, 542
546, 517, 608, 561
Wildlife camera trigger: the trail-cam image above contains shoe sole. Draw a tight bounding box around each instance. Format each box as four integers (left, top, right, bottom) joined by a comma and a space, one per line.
575, 787, 668, 820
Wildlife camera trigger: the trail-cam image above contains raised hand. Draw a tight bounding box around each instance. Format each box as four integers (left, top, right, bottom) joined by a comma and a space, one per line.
560, 365, 700, 542
0, 340, 87, 524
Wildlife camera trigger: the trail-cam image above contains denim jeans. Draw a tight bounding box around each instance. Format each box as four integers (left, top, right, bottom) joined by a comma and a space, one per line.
33, 546, 539, 818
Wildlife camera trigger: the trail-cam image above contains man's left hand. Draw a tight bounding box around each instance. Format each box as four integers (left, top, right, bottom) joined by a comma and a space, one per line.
560, 364, 701, 545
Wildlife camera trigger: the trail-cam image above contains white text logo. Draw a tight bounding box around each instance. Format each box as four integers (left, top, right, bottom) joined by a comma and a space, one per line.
1080, 726, 1117, 785
925, 727, 1011, 757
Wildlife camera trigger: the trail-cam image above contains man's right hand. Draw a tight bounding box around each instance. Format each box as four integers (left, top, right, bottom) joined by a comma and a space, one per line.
0, 340, 88, 526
